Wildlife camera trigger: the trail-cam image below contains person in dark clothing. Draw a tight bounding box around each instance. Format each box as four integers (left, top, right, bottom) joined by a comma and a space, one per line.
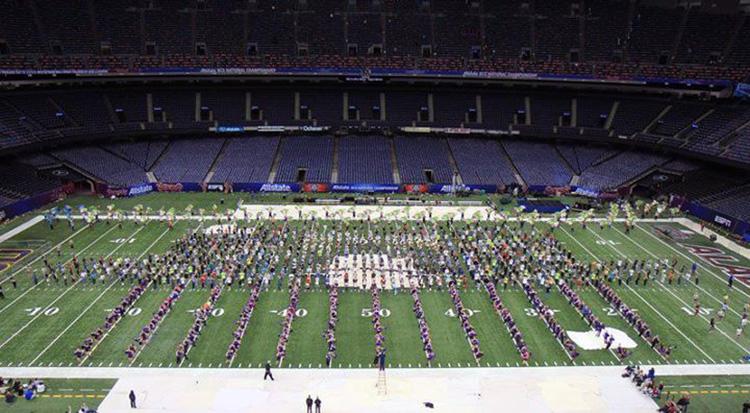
314, 396, 321, 413
0, 285, 4, 299
306, 395, 313, 413
129, 390, 136, 408
264, 362, 274, 381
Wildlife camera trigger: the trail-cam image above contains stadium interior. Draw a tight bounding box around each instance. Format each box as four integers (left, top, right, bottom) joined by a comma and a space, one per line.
1, 0, 750, 412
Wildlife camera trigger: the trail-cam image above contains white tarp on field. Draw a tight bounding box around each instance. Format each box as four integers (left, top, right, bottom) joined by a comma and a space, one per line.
568, 327, 638, 351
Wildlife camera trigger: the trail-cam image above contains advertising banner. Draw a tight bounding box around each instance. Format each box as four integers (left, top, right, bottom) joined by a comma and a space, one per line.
330, 183, 400, 193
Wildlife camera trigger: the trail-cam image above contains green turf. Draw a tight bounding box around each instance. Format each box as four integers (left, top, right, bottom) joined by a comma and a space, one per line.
0, 197, 748, 371
656, 375, 750, 412
0, 378, 115, 412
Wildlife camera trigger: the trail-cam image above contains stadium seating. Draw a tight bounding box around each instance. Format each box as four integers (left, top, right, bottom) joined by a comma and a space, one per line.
448, 138, 516, 186
275, 136, 333, 183
578, 151, 668, 190
211, 137, 279, 183
52, 146, 147, 187
394, 136, 453, 184
152, 138, 224, 183
337, 136, 393, 184
502, 141, 571, 187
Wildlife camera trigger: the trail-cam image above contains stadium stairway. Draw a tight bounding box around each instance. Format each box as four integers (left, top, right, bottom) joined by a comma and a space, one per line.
331, 135, 339, 183
444, 137, 464, 185
554, 146, 578, 186
267, 137, 284, 183
148, 140, 173, 179
668, 109, 714, 143
645, 105, 673, 134
498, 141, 526, 186
202, 138, 229, 184
389, 136, 401, 184
605, 102, 618, 130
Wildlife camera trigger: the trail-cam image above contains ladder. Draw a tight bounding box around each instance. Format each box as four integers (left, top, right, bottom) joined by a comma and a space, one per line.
376, 370, 387, 396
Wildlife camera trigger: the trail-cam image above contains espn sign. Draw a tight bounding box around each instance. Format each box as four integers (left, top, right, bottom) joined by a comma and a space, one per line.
714, 215, 732, 228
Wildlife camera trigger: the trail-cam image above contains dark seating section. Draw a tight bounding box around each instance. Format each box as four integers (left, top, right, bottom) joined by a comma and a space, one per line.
502, 141, 571, 187
0, 163, 60, 206
0, 1, 748, 83
394, 136, 453, 184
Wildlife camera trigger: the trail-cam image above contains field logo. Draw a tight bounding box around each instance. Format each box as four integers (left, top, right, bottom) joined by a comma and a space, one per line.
0, 249, 31, 272
684, 244, 750, 280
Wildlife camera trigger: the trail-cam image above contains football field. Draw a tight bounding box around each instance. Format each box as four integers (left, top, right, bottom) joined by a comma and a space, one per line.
1, 203, 750, 373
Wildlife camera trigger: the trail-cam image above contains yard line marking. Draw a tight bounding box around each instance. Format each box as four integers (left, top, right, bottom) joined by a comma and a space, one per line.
28, 225, 150, 365
0, 224, 115, 316
0, 225, 128, 351
77, 226, 174, 366
585, 228, 717, 362
614, 226, 749, 322
127, 223, 204, 366
635, 223, 750, 299
604, 227, 749, 355
563, 227, 717, 363
0, 218, 87, 286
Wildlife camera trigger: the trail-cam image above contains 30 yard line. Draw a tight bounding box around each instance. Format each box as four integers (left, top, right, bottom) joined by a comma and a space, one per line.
560, 226, 716, 363
31, 225, 171, 366
0, 224, 117, 316
0, 225, 143, 352
78, 223, 192, 366
128, 222, 205, 366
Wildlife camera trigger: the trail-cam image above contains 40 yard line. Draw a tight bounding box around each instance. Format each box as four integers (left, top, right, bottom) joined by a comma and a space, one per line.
31, 225, 171, 366
560, 226, 716, 363
0, 225, 143, 352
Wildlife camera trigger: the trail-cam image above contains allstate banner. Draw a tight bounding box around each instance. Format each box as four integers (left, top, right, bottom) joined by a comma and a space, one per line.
428, 184, 498, 194
331, 183, 400, 193
128, 183, 155, 197
259, 183, 300, 193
